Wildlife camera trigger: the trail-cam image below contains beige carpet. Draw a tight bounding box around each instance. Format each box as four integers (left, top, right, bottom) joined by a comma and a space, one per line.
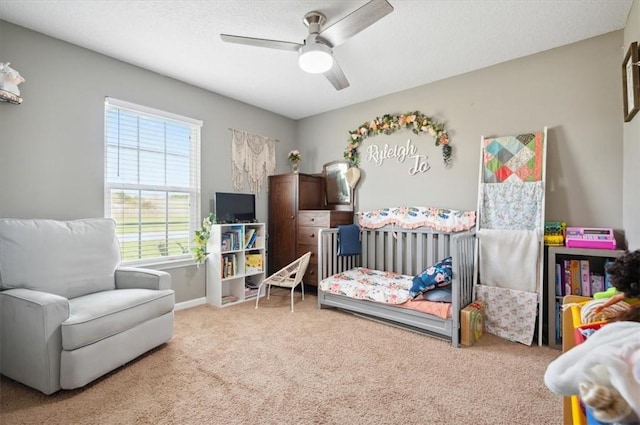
0, 292, 563, 424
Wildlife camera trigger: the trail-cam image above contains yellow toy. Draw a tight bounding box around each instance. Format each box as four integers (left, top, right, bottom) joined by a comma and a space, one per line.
544, 221, 566, 246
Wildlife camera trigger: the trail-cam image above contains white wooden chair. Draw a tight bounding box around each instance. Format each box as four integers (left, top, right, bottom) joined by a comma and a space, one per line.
255, 252, 311, 312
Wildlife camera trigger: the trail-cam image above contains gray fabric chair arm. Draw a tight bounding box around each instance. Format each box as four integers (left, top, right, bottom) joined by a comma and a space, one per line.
0, 288, 70, 395
115, 267, 172, 291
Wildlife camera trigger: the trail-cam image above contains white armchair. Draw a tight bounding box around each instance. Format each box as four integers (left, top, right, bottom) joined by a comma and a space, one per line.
0, 218, 175, 394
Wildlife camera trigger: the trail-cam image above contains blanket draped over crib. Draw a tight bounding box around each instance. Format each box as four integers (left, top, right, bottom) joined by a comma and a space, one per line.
358, 207, 475, 232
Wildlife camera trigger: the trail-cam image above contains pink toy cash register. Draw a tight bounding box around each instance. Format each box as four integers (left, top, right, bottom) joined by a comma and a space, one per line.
564, 227, 616, 250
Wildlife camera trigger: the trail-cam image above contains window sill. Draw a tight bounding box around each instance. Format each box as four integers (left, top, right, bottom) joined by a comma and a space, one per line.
122, 257, 200, 271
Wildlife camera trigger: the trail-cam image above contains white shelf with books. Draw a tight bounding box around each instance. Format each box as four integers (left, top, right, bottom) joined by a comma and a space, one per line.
206, 223, 266, 308
546, 246, 624, 348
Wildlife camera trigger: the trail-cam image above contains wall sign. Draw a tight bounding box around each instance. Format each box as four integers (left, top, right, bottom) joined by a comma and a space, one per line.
366, 138, 431, 174
343, 111, 452, 167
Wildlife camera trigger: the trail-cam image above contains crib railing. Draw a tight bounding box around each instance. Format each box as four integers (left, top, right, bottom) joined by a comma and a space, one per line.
317, 226, 476, 309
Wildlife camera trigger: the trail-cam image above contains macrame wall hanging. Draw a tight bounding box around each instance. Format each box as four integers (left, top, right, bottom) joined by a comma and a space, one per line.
230, 129, 277, 194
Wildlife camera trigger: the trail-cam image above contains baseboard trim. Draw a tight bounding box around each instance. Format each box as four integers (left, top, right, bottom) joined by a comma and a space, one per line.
175, 297, 207, 311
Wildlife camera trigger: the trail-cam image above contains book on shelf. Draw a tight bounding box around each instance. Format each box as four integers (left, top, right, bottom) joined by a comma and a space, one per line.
221, 232, 232, 251
248, 231, 260, 249
221, 295, 238, 304
244, 228, 256, 249
590, 274, 605, 294
245, 253, 263, 272
555, 263, 562, 296
563, 260, 572, 296
244, 286, 259, 298
221, 254, 238, 278
556, 258, 611, 297
232, 229, 242, 250
569, 260, 581, 296
222, 230, 242, 251
580, 260, 591, 297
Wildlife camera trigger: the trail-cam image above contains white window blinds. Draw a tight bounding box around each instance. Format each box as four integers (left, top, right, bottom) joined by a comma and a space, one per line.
104, 97, 202, 265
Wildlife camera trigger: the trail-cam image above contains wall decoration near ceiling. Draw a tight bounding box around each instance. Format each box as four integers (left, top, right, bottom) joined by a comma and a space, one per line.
343, 111, 451, 167
230, 129, 276, 194
0, 62, 25, 104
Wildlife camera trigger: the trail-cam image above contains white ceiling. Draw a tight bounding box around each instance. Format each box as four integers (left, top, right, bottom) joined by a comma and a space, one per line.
0, 0, 633, 120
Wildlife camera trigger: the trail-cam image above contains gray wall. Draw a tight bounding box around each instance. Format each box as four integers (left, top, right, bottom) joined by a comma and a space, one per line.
623, 0, 640, 250
298, 31, 625, 233
1, 19, 633, 304
0, 21, 298, 303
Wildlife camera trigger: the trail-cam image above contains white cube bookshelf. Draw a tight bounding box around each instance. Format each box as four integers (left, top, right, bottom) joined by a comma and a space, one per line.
205, 223, 266, 308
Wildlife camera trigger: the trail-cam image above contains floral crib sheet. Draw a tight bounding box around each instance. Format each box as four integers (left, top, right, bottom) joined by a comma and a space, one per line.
319, 267, 451, 319
358, 207, 476, 232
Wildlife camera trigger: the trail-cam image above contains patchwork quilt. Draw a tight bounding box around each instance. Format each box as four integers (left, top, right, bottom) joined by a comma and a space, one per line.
482, 133, 543, 183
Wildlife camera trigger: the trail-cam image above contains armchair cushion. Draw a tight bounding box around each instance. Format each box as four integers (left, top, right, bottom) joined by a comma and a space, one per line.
0, 218, 120, 299
62, 288, 175, 351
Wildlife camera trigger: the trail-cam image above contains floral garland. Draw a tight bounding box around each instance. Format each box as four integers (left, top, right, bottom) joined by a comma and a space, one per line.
343, 111, 451, 167
192, 213, 216, 265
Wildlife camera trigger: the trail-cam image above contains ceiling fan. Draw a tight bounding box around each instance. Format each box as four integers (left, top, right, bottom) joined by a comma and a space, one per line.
220, 0, 394, 91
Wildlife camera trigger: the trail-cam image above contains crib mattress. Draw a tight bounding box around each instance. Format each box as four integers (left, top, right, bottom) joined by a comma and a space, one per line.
318, 267, 451, 319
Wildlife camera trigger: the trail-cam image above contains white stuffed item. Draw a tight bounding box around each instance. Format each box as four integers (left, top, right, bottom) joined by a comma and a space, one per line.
0, 62, 25, 96
544, 322, 640, 420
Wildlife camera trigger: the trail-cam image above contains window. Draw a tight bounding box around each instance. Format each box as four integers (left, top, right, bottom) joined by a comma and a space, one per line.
104, 98, 202, 265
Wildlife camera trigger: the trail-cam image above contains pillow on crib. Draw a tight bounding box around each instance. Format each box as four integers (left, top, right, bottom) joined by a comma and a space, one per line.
410, 256, 453, 298
421, 287, 452, 303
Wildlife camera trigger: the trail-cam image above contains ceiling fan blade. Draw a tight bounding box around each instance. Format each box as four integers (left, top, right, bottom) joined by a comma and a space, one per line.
324, 59, 350, 91
220, 34, 301, 52
319, 0, 393, 47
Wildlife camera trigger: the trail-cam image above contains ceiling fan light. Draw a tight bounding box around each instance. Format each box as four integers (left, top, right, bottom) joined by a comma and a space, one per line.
298, 43, 333, 74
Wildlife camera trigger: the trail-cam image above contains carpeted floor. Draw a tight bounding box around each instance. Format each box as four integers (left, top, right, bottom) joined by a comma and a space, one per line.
0, 291, 563, 424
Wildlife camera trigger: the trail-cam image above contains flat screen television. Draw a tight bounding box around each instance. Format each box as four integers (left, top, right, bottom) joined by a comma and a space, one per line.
213, 192, 256, 223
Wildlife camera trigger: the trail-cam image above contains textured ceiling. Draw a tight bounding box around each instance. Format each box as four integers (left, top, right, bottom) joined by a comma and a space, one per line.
0, 0, 633, 120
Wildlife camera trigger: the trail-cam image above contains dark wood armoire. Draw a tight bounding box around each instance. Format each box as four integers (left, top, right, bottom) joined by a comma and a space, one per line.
268, 173, 353, 287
